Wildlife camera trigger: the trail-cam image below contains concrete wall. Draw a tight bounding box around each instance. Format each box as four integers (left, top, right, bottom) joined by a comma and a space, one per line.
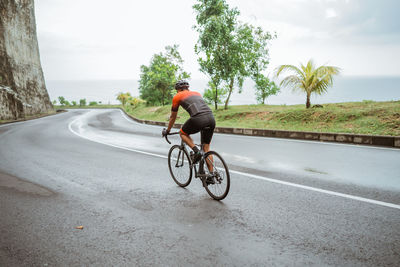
0, 0, 52, 120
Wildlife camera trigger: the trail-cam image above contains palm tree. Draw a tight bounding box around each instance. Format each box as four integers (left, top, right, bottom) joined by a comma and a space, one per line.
275, 59, 340, 108
116, 92, 131, 106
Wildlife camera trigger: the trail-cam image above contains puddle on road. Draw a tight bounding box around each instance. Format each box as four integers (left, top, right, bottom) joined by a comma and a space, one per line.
0, 171, 54, 196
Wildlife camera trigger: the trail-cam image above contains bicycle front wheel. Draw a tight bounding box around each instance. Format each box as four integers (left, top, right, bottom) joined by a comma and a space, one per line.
202, 151, 230, 200
168, 145, 192, 187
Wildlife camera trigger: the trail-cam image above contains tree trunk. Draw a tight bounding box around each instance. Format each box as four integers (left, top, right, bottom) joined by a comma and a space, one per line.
224, 78, 234, 110
306, 93, 311, 108
214, 81, 218, 110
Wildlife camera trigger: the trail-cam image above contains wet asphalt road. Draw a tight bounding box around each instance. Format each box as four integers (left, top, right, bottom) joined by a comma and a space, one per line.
0, 109, 399, 266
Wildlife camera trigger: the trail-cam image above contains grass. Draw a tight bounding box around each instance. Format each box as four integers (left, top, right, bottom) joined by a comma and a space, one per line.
121, 101, 400, 136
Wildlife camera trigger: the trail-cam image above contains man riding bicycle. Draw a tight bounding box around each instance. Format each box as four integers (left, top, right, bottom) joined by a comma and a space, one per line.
162, 80, 215, 164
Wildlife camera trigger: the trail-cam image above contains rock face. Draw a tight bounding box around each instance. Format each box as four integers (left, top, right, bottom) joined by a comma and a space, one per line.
0, 0, 52, 120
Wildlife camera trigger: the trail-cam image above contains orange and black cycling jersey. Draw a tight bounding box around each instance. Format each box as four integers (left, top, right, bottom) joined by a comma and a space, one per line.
171, 90, 212, 117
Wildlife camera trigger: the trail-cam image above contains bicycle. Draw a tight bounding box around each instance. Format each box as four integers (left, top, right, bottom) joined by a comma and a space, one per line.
164, 130, 230, 200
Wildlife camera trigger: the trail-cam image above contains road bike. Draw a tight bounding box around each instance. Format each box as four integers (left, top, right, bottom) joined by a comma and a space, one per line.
164, 131, 230, 200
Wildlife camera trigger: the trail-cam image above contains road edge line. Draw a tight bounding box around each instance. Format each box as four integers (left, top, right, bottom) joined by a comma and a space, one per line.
68, 111, 400, 211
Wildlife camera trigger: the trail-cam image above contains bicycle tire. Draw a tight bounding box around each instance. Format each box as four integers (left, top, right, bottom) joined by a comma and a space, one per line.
168, 145, 192, 187
202, 151, 230, 200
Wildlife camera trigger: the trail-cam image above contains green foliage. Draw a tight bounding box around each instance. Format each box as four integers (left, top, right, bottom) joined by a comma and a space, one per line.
139, 45, 190, 106
203, 81, 228, 105
193, 0, 237, 109
254, 74, 280, 104
52, 100, 57, 105
64, 100, 71, 106
127, 97, 146, 108
79, 98, 87, 106
125, 97, 146, 114
58, 96, 66, 106
89, 101, 98, 106
193, 0, 274, 110
71, 101, 77, 106
116, 92, 131, 106
276, 59, 341, 108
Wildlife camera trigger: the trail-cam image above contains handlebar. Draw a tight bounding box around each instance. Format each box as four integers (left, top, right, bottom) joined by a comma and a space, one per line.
164, 130, 180, 144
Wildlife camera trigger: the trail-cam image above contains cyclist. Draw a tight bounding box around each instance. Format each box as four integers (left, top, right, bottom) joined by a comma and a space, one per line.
162, 80, 215, 164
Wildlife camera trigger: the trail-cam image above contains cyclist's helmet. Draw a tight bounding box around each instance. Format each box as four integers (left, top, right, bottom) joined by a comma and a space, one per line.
175, 80, 189, 90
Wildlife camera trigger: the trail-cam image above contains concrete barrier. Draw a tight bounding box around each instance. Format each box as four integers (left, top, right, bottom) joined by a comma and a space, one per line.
121, 109, 399, 149
395, 137, 400, 148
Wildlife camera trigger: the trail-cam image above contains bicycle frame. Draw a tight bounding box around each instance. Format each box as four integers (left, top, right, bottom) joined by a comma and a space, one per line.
177, 140, 207, 179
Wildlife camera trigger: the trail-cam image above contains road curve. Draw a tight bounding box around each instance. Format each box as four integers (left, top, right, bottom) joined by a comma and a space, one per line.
0, 109, 399, 266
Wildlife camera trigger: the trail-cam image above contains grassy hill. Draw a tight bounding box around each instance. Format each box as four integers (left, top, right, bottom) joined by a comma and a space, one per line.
124, 100, 400, 136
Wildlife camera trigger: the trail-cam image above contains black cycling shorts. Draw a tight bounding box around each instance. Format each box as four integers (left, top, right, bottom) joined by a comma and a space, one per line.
181, 113, 216, 144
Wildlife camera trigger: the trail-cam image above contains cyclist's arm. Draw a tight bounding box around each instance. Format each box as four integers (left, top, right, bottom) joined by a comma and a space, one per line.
167, 111, 178, 132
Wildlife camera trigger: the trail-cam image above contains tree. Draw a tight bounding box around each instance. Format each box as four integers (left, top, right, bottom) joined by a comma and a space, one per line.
193, 0, 274, 110
139, 45, 189, 106
276, 59, 340, 108
71, 101, 77, 106
58, 96, 66, 106
79, 98, 87, 107
52, 100, 57, 105
222, 23, 274, 109
193, 0, 238, 110
203, 81, 228, 106
254, 74, 280, 104
116, 92, 131, 106
89, 101, 98, 106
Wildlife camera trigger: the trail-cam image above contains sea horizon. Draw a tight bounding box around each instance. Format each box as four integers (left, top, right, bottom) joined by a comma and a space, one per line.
46, 75, 400, 106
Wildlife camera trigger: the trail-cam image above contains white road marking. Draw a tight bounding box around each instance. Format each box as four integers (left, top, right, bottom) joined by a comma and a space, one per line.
68, 111, 400, 210
68, 113, 168, 160
230, 170, 400, 210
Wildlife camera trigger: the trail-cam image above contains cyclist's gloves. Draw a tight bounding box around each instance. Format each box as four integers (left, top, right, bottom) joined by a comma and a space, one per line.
162, 128, 170, 137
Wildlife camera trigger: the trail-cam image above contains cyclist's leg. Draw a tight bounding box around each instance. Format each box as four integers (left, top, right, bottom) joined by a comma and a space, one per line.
180, 130, 195, 149
201, 117, 216, 172
180, 118, 200, 151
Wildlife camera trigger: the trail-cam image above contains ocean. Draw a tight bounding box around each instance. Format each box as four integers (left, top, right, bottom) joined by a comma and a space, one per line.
46, 76, 400, 106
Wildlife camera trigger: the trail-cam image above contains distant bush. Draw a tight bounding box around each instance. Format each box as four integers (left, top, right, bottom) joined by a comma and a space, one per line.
128, 97, 146, 108
71, 101, 77, 106
79, 99, 87, 106
58, 96, 66, 106
89, 101, 98, 106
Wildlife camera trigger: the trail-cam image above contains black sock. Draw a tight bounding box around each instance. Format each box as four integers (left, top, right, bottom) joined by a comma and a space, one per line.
192, 146, 199, 153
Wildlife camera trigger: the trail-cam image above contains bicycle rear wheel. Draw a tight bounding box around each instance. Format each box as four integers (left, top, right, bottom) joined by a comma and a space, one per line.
202, 151, 230, 200
168, 145, 192, 187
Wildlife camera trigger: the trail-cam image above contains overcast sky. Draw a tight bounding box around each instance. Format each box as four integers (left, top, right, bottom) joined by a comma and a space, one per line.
35, 0, 400, 81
